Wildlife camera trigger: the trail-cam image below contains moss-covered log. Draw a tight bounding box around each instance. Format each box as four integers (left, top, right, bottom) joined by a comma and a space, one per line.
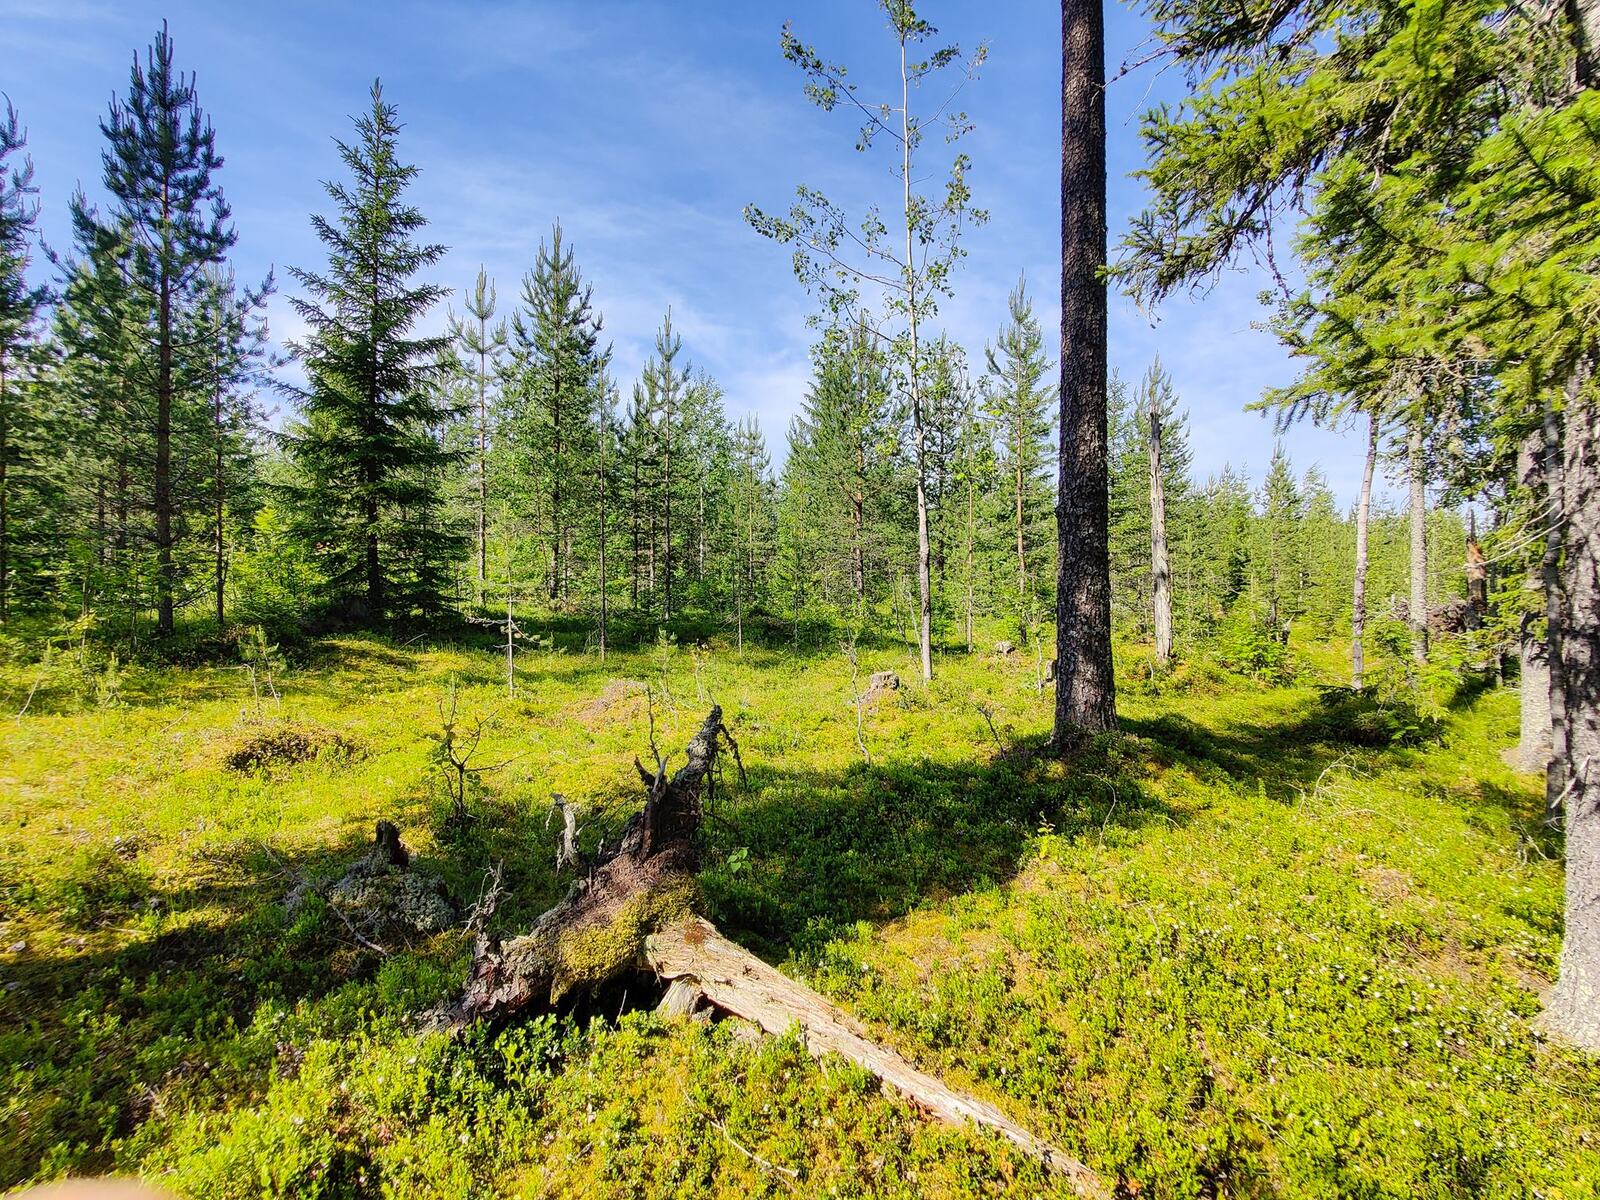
431, 705, 1105, 1196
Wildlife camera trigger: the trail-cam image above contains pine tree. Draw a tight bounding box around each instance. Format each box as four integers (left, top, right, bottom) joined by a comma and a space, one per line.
95, 22, 239, 636
981, 275, 1054, 642
449, 267, 504, 608
504, 223, 605, 605
192, 266, 271, 628
1056, 0, 1116, 738
728, 414, 776, 649
284, 81, 458, 622
0, 100, 51, 622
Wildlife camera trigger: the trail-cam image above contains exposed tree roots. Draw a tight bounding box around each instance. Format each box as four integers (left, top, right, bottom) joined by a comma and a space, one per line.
430, 705, 1105, 1196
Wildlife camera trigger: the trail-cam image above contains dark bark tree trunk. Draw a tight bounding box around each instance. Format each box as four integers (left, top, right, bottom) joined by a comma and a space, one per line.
214, 375, 226, 630
1053, 0, 1117, 743
1352, 412, 1379, 690
476, 344, 488, 608
1547, 363, 1600, 1052
597, 410, 608, 661
1015, 423, 1028, 643
662, 390, 673, 623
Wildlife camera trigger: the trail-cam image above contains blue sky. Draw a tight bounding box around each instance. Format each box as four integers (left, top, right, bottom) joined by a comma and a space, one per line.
4, 0, 1385, 503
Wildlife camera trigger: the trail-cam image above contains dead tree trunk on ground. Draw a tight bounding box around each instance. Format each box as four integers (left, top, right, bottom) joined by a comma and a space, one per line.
430, 707, 1103, 1194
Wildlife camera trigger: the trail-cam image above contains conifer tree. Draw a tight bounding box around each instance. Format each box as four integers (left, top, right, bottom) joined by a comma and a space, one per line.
0, 100, 51, 623
449, 267, 504, 608
49, 198, 146, 626
193, 265, 271, 628
1257, 443, 1304, 641
504, 223, 604, 604
93, 24, 241, 635
284, 81, 458, 622
981, 275, 1054, 642
1056, 0, 1117, 737
789, 319, 902, 615
1145, 362, 1174, 664
728, 414, 776, 649
641, 312, 689, 622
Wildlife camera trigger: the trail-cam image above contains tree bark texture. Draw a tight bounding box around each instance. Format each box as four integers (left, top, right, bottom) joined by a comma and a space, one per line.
1054, 0, 1117, 741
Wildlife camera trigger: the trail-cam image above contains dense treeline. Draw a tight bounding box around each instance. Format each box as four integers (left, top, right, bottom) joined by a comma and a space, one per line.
0, 22, 1477, 694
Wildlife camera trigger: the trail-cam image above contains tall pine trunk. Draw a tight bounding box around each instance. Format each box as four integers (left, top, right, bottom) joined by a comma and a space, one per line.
1407, 418, 1428, 663
965, 471, 976, 653
1352, 412, 1378, 690
1015, 439, 1027, 641
1547, 361, 1600, 1051
662, 394, 673, 623
550, 367, 562, 603
597, 416, 608, 662
1053, 0, 1117, 742
1149, 389, 1172, 666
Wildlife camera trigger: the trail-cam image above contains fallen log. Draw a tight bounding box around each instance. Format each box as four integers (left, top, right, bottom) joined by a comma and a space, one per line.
429, 704, 1105, 1197
646, 915, 1106, 1195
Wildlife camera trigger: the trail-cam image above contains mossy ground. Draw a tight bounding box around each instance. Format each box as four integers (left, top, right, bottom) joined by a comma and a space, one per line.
1, 628, 1596, 1197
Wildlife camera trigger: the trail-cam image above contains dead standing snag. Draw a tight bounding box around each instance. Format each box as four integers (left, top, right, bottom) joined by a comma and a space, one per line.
432, 706, 1105, 1196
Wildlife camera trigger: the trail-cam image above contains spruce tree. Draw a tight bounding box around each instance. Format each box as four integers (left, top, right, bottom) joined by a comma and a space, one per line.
1257, 443, 1304, 641
789, 319, 902, 616
193, 265, 271, 628
728, 414, 776, 648
284, 81, 458, 622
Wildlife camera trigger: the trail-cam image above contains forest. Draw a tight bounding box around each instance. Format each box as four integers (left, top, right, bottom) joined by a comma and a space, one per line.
1, 0, 1597, 1197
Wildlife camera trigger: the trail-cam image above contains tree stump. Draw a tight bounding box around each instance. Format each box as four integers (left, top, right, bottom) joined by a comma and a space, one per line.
428, 706, 1105, 1196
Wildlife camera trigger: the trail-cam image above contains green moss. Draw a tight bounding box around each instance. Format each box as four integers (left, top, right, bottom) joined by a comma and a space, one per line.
551, 879, 697, 998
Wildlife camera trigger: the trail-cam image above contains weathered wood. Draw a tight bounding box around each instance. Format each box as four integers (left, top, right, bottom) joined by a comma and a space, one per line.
433, 706, 1104, 1193
645, 916, 1107, 1198
430, 708, 727, 1028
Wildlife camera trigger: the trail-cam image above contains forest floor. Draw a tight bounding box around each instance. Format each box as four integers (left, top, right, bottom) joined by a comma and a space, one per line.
1, 629, 1598, 1198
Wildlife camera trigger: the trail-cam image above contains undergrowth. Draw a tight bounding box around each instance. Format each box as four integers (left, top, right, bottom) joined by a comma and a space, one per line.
1, 631, 1595, 1197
